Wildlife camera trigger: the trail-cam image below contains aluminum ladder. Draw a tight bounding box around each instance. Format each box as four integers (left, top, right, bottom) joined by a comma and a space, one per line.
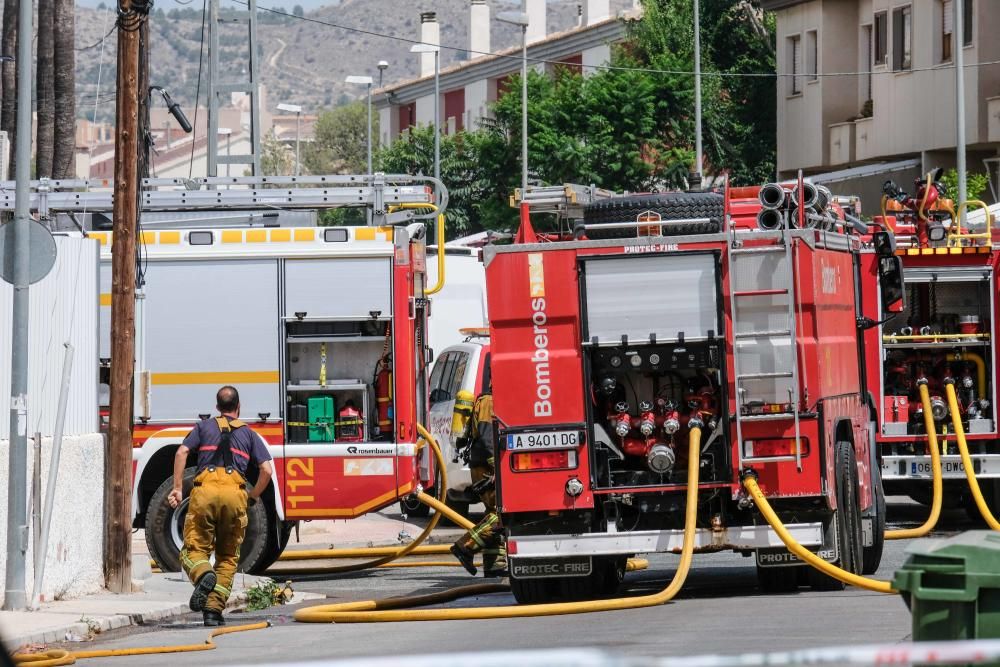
727, 212, 804, 471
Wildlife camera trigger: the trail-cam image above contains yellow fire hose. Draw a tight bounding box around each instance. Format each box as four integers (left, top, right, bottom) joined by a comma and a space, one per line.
292, 427, 701, 623
12, 622, 271, 666
885, 382, 944, 540
946, 382, 1000, 531
388, 203, 446, 295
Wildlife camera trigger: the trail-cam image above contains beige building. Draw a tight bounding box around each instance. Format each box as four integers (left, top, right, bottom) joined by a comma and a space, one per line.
764, 0, 1000, 204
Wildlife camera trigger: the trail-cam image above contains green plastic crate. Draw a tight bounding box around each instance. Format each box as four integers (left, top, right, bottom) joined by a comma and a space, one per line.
308, 395, 335, 442
893, 531, 1000, 641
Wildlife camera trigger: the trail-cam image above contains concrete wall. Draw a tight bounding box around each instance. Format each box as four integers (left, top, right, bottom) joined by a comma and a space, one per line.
0, 434, 105, 604
582, 43, 611, 74
415, 94, 436, 127
775, 0, 825, 173
464, 79, 490, 132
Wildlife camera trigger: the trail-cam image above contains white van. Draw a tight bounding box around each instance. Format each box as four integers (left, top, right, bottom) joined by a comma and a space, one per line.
401, 333, 490, 517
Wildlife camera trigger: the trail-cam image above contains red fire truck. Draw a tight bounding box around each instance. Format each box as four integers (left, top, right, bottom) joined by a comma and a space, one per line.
12, 174, 447, 574
488, 182, 903, 603
862, 171, 1000, 518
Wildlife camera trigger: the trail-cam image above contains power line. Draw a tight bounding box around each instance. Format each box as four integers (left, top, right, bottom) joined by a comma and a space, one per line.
236, 1, 1000, 80
188, 0, 207, 179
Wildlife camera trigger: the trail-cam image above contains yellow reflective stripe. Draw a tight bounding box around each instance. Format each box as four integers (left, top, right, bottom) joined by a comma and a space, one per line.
151, 371, 279, 385
246, 229, 267, 243
270, 229, 291, 242
222, 230, 243, 244
159, 231, 181, 244
355, 228, 376, 241
100, 293, 112, 306
213, 584, 231, 596
293, 229, 314, 242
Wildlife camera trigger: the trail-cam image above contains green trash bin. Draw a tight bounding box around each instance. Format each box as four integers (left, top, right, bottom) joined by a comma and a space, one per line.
893, 531, 1000, 641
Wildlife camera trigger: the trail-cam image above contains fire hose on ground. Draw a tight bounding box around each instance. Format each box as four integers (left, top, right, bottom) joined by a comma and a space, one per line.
291, 426, 702, 623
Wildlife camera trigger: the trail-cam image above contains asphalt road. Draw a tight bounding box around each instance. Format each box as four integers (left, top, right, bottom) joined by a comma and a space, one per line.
70, 498, 983, 666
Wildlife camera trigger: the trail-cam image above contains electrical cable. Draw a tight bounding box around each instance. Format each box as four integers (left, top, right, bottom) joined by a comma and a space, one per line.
232, 0, 1000, 81
188, 0, 207, 180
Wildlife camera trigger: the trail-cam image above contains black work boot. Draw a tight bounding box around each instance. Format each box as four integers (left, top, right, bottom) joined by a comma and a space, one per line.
203, 609, 226, 627
189, 571, 218, 612
450, 544, 478, 576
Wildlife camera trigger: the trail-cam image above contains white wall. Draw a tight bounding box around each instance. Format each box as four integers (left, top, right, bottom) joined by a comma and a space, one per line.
415, 94, 436, 127
0, 235, 100, 440
0, 434, 105, 604
464, 79, 489, 132
582, 43, 611, 74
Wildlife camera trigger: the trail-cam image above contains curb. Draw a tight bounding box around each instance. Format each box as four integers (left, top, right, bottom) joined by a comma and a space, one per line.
7, 579, 267, 651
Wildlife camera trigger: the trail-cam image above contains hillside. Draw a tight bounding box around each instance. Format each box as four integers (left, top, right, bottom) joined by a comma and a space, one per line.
75, 0, 634, 122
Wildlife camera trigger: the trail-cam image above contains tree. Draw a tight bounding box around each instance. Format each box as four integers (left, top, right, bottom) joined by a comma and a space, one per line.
52, 0, 75, 178
940, 169, 991, 203
260, 133, 295, 177
36, 0, 54, 178
292, 4, 304, 16
2, 0, 17, 177
304, 102, 377, 175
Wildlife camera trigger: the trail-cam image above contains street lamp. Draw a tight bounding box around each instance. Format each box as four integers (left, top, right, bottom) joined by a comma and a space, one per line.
496, 11, 529, 198
410, 42, 441, 182
277, 102, 303, 176
217, 127, 232, 178
346, 74, 375, 175
693, 0, 703, 186
377, 60, 389, 88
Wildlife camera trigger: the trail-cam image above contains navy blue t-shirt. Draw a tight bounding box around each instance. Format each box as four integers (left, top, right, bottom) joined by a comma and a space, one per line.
182, 417, 273, 477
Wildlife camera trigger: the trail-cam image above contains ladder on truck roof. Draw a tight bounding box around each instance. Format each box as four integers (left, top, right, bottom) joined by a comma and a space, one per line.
0, 174, 447, 227
510, 183, 618, 218
727, 197, 803, 472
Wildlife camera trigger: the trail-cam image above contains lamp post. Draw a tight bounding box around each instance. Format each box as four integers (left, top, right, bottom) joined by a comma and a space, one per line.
497, 11, 530, 198
955, 0, 967, 217
377, 60, 388, 88
346, 75, 375, 175
410, 43, 441, 182
277, 102, 303, 176
693, 0, 703, 186
218, 127, 232, 178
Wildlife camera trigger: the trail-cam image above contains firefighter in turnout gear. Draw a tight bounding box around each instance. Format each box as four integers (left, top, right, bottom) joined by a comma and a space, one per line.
451, 383, 507, 577
168, 386, 274, 626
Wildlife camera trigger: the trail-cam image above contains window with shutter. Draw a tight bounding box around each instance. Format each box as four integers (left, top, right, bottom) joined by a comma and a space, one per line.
873, 12, 887, 65
893, 6, 912, 71
806, 30, 818, 81
789, 35, 802, 95
963, 0, 973, 46
942, 0, 953, 62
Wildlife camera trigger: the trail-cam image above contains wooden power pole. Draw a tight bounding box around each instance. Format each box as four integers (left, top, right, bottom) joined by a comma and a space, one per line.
106, 0, 143, 594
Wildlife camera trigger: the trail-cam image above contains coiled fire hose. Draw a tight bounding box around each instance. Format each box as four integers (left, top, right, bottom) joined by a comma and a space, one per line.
884, 382, 944, 540
11, 622, 271, 666
945, 381, 1000, 531
292, 426, 702, 623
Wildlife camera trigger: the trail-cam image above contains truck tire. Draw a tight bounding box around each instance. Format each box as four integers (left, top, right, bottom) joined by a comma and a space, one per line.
808, 441, 863, 591
581, 192, 723, 240
861, 462, 886, 575
145, 467, 273, 574
756, 564, 800, 593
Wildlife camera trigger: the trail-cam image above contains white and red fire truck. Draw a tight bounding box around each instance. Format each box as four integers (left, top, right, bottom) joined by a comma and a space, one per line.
487, 182, 904, 603
861, 171, 1000, 518
16, 174, 450, 573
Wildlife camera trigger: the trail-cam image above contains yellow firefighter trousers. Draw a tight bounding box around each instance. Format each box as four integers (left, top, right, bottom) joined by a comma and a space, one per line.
180, 468, 248, 612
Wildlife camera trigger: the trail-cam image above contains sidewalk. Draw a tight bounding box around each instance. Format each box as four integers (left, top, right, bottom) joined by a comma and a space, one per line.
1, 511, 457, 652
0, 571, 269, 651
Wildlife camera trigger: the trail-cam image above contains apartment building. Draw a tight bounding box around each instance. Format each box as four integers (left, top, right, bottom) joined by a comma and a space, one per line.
375, 1, 640, 147
763, 0, 1000, 205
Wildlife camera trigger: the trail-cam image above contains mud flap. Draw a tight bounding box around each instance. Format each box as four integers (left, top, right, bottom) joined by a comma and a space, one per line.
755, 514, 839, 568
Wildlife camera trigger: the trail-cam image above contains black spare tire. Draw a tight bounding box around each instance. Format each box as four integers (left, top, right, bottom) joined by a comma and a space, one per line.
582, 191, 724, 240
145, 466, 273, 574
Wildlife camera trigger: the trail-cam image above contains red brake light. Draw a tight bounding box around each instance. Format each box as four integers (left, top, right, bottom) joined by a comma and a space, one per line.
512, 450, 577, 471
744, 438, 810, 458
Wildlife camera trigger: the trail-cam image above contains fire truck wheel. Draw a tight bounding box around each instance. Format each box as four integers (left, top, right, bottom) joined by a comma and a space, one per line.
581, 192, 723, 240
398, 490, 432, 518
145, 467, 273, 574
808, 441, 864, 591
861, 463, 886, 575
756, 565, 800, 593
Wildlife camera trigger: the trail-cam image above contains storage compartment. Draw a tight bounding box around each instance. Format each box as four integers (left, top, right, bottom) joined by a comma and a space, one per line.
880, 269, 996, 439
284, 318, 393, 444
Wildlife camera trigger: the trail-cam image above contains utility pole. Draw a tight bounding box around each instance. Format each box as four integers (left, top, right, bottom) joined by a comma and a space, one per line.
106, 0, 143, 594
3, 0, 34, 612
954, 0, 967, 213
693, 0, 703, 186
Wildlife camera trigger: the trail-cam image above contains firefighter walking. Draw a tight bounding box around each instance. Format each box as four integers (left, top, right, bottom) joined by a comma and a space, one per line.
168, 386, 274, 626
450, 384, 507, 578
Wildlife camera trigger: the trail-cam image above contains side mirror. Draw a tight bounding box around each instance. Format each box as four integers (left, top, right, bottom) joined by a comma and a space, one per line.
873, 230, 896, 258
878, 254, 905, 314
